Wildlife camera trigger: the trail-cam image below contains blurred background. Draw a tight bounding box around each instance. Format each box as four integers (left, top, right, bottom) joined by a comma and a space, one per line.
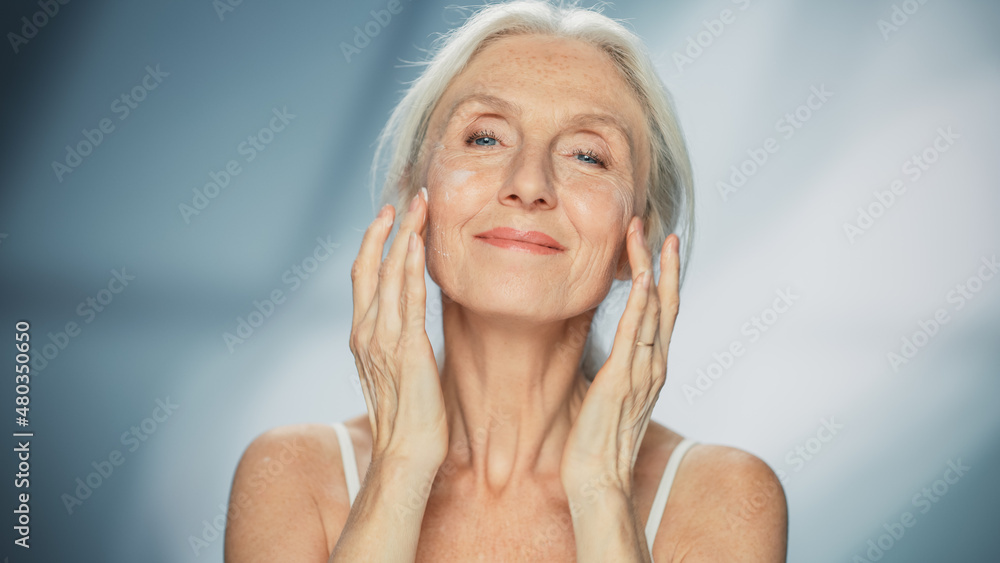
1, 0, 998, 561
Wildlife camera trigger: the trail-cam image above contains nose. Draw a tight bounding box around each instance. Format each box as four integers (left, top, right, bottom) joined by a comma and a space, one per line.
498, 143, 556, 211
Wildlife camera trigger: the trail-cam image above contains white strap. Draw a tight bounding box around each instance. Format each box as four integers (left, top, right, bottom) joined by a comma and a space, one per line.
645, 438, 697, 559
332, 422, 361, 506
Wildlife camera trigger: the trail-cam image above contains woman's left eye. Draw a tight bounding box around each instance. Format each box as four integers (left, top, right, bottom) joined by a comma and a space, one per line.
465, 129, 500, 146
572, 149, 606, 167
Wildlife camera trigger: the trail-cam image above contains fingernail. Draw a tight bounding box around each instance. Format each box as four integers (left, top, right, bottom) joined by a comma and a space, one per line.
409, 193, 419, 212
377, 204, 389, 218
420, 186, 428, 203
637, 218, 645, 240
408, 231, 417, 251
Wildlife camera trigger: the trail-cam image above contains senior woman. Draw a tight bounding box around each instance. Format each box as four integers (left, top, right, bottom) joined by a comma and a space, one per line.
225, 1, 787, 561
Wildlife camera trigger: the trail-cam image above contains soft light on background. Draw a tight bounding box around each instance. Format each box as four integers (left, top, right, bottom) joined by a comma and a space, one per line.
0, 0, 998, 561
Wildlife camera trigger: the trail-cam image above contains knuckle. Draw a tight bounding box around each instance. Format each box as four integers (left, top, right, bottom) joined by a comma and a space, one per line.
377, 261, 391, 283
350, 259, 365, 284
654, 371, 667, 387
350, 330, 366, 355
662, 296, 679, 317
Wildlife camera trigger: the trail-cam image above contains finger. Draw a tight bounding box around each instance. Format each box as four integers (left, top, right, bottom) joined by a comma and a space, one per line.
628, 216, 655, 278
630, 218, 660, 360
400, 231, 428, 342
351, 204, 395, 328
626, 218, 659, 391
376, 189, 428, 337
656, 234, 681, 364
605, 220, 652, 375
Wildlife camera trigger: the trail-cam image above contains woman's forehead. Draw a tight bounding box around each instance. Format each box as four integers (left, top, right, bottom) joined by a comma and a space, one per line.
452, 35, 641, 111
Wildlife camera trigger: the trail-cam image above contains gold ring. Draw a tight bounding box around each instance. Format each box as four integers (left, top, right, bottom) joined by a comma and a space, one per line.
637, 341, 654, 347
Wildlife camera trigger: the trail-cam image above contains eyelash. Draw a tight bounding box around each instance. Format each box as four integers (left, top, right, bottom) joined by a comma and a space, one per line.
465, 129, 499, 146
571, 148, 606, 167
464, 129, 607, 168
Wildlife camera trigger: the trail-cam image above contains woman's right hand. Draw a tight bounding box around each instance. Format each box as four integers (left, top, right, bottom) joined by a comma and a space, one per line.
349, 188, 448, 472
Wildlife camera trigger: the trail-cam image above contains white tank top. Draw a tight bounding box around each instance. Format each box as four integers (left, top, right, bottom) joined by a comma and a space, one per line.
331, 421, 696, 560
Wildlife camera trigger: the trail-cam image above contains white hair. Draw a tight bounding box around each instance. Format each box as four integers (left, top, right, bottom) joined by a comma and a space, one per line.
369, 0, 695, 378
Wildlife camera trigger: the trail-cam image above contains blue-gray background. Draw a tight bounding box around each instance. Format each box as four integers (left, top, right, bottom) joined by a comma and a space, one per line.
1, 0, 998, 561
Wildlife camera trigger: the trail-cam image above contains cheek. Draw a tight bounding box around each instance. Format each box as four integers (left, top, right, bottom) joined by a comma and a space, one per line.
426, 151, 483, 206
560, 185, 632, 291
565, 186, 631, 255
426, 161, 481, 226
424, 160, 483, 277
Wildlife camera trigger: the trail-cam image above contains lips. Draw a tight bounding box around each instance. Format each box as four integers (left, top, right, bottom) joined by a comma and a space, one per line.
473, 227, 566, 255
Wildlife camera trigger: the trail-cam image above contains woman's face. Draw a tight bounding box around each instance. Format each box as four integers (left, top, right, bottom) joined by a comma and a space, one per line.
420, 34, 651, 323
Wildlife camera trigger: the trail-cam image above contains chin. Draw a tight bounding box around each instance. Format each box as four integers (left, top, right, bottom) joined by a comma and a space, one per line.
436, 271, 610, 328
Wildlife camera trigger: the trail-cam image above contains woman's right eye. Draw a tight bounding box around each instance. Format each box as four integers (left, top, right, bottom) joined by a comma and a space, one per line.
465, 129, 500, 146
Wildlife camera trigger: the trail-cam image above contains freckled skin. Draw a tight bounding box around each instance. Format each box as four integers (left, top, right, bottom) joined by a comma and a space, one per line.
417, 34, 651, 323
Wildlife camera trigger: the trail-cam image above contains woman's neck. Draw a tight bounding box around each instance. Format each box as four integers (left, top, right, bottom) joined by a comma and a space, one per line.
438, 300, 594, 492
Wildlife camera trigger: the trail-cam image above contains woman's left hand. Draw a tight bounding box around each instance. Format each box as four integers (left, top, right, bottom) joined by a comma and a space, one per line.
560, 216, 681, 498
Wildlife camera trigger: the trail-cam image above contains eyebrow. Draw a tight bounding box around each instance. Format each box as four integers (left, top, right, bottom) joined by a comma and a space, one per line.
443, 92, 635, 156
445, 93, 521, 122
563, 113, 635, 154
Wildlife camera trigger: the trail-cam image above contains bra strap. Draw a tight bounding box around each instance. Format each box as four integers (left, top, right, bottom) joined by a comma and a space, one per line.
331, 422, 361, 506
645, 438, 697, 559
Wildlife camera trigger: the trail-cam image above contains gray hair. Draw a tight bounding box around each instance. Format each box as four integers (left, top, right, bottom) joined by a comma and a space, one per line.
369, 0, 695, 377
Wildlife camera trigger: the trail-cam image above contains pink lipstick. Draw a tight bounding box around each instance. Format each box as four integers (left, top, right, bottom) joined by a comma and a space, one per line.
474, 227, 566, 255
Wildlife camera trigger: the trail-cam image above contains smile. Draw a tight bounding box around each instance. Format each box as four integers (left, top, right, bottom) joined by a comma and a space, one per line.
473, 227, 566, 255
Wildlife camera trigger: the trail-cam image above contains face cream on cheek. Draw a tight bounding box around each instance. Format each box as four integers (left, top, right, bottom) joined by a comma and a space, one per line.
449, 169, 475, 185
428, 222, 450, 259
442, 169, 475, 201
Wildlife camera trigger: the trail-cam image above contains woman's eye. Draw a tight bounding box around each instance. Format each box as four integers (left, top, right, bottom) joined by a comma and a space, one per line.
465, 130, 499, 146
572, 149, 606, 167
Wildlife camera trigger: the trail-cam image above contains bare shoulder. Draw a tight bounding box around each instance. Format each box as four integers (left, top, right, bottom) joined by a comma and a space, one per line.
224, 421, 363, 562
646, 424, 788, 562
